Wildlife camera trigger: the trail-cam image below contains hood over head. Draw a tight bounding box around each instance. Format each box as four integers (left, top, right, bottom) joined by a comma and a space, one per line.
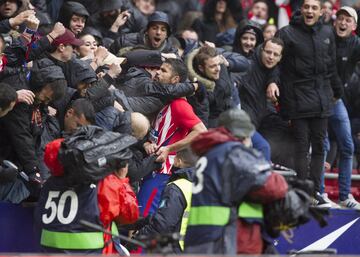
99, 0, 124, 13
81, 26, 103, 45
70, 59, 97, 87
30, 58, 66, 91
233, 20, 264, 54
58, 1, 89, 29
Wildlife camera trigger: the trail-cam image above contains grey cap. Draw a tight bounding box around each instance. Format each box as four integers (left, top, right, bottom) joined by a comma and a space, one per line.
218, 109, 255, 138
337, 6, 358, 23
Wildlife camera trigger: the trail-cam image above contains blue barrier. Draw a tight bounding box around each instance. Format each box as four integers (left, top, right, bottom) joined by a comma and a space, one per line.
0, 202, 40, 252
1, 203, 360, 254
275, 209, 360, 254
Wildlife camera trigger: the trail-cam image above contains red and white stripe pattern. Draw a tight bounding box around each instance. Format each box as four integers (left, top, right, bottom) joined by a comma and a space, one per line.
153, 104, 177, 175
276, 0, 292, 29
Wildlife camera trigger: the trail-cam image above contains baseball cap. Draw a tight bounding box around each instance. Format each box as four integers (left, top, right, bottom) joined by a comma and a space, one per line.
337, 6, 358, 23
52, 29, 84, 47
218, 109, 255, 138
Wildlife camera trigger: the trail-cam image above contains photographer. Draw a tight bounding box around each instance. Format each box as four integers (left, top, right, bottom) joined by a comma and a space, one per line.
36, 130, 139, 254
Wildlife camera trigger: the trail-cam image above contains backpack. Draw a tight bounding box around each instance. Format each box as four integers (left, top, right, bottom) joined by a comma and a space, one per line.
58, 125, 137, 185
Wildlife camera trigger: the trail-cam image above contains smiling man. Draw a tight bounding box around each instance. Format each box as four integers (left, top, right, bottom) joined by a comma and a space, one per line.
192, 45, 250, 127
317, 6, 360, 210
239, 38, 283, 131
110, 11, 177, 55
233, 38, 283, 162
276, 0, 343, 207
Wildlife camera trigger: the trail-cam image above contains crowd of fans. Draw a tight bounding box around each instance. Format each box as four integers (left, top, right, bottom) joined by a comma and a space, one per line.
0, 0, 360, 254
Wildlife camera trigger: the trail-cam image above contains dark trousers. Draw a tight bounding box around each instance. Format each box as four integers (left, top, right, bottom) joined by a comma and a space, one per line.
291, 118, 328, 192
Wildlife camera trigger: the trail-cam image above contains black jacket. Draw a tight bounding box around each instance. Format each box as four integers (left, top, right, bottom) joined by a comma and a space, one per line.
276, 12, 343, 119
53, 76, 115, 130
115, 67, 196, 116
238, 45, 279, 128
0, 19, 12, 34
0, 35, 52, 90
127, 147, 161, 184
0, 103, 47, 174
88, 1, 147, 44
44, 55, 94, 89
0, 56, 64, 174
191, 18, 219, 45
187, 83, 210, 127
191, 0, 243, 44
5, 34, 52, 67
344, 62, 360, 119
335, 33, 360, 85
121, 6, 148, 34
335, 33, 360, 108
30, 58, 66, 91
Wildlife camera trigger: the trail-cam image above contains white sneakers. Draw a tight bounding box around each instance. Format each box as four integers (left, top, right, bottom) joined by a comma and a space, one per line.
312, 192, 332, 209
339, 194, 360, 211
321, 193, 360, 210
321, 193, 340, 209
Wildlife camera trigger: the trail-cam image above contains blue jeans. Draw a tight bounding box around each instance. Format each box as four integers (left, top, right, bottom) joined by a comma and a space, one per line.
321, 100, 354, 201
252, 131, 271, 161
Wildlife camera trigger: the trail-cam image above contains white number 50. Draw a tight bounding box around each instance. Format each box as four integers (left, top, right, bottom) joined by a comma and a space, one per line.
42, 190, 78, 225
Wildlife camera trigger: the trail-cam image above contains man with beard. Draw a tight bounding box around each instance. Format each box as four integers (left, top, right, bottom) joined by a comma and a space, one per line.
137, 58, 207, 216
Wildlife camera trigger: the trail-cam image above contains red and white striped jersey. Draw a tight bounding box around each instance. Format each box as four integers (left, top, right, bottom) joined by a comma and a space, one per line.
152, 98, 201, 174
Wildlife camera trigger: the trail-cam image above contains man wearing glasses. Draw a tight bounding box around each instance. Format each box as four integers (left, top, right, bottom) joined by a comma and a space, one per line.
237, 37, 283, 162
239, 37, 283, 133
